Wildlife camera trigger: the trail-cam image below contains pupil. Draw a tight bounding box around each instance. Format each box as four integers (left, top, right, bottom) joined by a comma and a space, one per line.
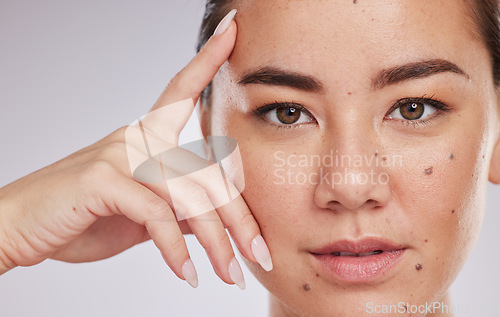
400, 102, 424, 120
277, 107, 301, 124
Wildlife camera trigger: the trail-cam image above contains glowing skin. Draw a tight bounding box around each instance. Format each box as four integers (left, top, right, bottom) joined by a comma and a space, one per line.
203, 0, 500, 316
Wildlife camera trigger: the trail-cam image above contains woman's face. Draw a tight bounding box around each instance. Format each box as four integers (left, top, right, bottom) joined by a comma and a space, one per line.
205, 0, 500, 316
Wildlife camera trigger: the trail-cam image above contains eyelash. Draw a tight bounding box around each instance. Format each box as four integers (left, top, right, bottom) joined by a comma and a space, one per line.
252, 96, 452, 129
385, 95, 452, 127
252, 101, 316, 130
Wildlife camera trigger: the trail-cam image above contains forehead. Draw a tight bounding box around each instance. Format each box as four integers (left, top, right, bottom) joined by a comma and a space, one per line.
228, 0, 481, 85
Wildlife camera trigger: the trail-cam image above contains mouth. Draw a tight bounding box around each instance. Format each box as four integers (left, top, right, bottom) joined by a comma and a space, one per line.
310, 238, 407, 284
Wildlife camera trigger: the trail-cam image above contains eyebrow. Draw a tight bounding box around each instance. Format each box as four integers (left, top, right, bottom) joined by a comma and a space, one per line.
372, 59, 469, 89
238, 59, 469, 93
238, 67, 325, 93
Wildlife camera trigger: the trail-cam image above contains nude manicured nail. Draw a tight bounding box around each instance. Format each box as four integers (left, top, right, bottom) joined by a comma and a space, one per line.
251, 234, 273, 272
213, 9, 237, 36
228, 257, 245, 290
182, 259, 198, 288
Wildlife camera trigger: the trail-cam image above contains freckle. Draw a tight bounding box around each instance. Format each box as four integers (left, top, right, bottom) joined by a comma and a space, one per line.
482, 155, 485, 159
315, 273, 319, 277
415, 264, 423, 271
449, 153, 454, 160
425, 167, 433, 175
72, 207, 76, 211
452, 209, 455, 214
375, 152, 378, 157
425, 239, 428, 243
303, 283, 311, 291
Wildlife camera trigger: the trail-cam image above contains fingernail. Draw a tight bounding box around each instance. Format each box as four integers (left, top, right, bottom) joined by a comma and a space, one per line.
213, 9, 237, 36
251, 234, 273, 272
182, 259, 198, 288
228, 257, 245, 290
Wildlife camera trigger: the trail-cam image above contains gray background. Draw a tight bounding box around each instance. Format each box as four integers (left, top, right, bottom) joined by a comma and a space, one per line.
0, 1, 498, 316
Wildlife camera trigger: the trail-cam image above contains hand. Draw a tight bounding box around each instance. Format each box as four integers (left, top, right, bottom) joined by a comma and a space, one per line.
0, 9, 272, 290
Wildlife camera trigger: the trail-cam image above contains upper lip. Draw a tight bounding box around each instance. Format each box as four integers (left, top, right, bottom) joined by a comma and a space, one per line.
310, 237, 406, 255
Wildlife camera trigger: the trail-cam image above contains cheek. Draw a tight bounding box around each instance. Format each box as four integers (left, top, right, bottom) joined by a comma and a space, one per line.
387, 128, 488, 291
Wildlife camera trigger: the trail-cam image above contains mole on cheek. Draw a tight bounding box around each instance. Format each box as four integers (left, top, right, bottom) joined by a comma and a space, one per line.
303, 283, 311, 291
451, 209, 455, 214
449, 153, 454, 160
415, 264, 423, 271
425, 167, 433, 175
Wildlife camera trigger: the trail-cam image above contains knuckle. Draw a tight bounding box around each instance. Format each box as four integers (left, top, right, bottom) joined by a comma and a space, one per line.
167, 234, 187, 253
145, 198, 170, 220
166, 71, 184, 93
79, 160, 115, 182
101, 141, 126, 158
112, 126, 128, 139
238, 212, 257, 230
207, 232, 230, 251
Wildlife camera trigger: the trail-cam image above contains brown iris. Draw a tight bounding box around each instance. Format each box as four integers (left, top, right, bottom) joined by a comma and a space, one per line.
400, 102, 425, 120
276, 107, 301, 124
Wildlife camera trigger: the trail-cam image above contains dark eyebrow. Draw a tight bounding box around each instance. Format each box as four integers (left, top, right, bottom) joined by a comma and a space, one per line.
237, 59, 468, 93
238, 67, 324, 93
372, 59, 469, 90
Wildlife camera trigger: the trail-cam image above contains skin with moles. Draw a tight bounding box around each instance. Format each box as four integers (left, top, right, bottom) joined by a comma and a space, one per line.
204, 0, 500, 316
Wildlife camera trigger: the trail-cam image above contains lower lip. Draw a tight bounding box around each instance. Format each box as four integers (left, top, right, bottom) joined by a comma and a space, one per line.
311, 249, 405, 283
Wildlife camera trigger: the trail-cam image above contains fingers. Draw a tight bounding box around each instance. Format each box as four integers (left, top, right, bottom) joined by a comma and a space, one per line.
93, 173, 198, 288
152, 9, 238, 111
110, 9, 265, 288
186, 208, 246, 290
133, 10, 237, 156
179, 162, 273, 272
124, 11, 237, 171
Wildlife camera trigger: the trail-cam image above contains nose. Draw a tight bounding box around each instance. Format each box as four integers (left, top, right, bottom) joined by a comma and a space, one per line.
313, 125, 391, 212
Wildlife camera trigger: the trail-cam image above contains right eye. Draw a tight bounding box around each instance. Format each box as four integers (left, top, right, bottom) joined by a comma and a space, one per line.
254, 102, 316, 127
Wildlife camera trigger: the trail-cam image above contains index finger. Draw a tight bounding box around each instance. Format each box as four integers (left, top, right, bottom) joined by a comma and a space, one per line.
125, 9, 237, 171
148, 9, 238, 136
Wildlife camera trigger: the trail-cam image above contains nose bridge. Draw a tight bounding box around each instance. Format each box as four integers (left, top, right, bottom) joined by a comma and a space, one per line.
314, 113, 390, 211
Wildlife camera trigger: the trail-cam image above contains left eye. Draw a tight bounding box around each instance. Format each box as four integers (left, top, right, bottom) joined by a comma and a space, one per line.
265, 106, 314, 125
388, 101, 437, 121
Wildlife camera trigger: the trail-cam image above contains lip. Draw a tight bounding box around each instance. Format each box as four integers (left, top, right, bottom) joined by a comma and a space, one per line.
310, 238, 406, 284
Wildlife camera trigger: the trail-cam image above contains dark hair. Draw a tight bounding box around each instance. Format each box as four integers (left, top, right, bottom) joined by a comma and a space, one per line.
466, 0, 500, 87
197, 0, 500, 106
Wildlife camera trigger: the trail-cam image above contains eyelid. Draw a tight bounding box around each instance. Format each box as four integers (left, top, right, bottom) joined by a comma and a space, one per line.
252, 101, 313, 117
252, 101, 317, 125
385, 96, 452, 118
